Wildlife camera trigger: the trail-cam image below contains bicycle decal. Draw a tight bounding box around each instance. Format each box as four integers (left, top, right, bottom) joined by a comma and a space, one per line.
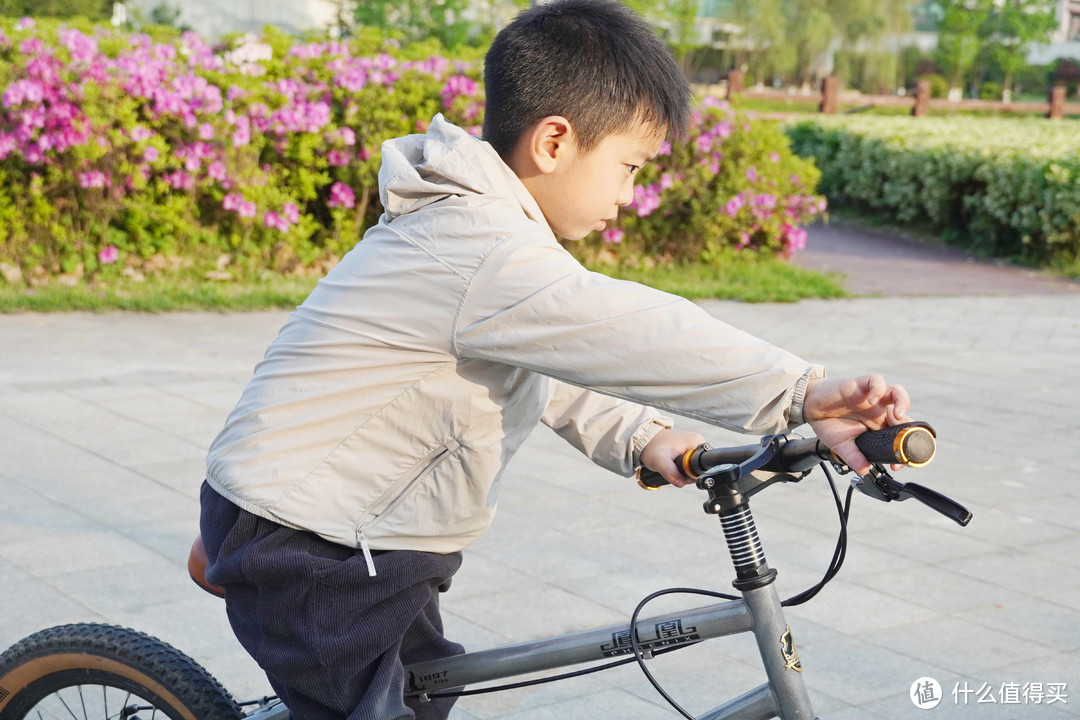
600, 619, 700, 657
780, 626, 802, 672
408, 669, 451, 690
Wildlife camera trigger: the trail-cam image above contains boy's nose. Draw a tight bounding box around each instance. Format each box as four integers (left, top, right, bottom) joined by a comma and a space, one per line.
617, 180, 635, 207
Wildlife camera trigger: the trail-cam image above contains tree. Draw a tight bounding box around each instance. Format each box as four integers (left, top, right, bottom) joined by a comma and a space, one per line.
730, 0, 796, 84
731, 0, 905, 87
0, 0, 110, 20
354, 0, 474, 48
934, 0, 992, 94
981, 0, 1057, 95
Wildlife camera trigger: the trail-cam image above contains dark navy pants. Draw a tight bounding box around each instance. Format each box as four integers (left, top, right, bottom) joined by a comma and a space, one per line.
200, 482, 464, 720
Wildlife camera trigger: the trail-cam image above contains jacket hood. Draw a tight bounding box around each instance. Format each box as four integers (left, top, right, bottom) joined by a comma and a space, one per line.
378, 114, 547, 226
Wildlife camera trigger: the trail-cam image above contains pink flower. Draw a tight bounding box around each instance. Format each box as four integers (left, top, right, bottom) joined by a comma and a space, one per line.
283, 202, 300, 224
724, 194, 745, 217
207, 160, 227, 181
263, 211, 289, 232
78, 170, 109, 189
601, 228, 624, 244
659, 173, 675, 190
746, 166, 758, 182
98, 245, 119, 264
630, 184, 662, 218
658, 141, 672, 156
770, 152, 781, 163
224, 193, 254, 217
14, 17, 34, 31
328, 181, 355, 209
232, 116, 251, 147
198, 123, 215, 140
144, 146, 159, 163
327, 149, 350, 166
130, 127, 154, 142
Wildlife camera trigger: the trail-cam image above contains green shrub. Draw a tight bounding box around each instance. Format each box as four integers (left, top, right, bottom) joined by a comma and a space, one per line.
569, 98, 825, 268
919, 73, 950, 98
0, 19, 824, 287
786, 115, 1080, 270
979, 81, 1003, 100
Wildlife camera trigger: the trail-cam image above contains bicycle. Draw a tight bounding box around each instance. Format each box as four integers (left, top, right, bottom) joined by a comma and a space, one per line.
0, 421, 971, 720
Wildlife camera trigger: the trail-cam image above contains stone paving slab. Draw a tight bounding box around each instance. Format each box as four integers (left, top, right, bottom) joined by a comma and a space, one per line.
1, 286, 1078, 718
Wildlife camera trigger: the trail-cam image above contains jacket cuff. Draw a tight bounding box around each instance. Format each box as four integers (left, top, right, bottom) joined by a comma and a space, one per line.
631, 416, 674, 465
787, 366, 827, 429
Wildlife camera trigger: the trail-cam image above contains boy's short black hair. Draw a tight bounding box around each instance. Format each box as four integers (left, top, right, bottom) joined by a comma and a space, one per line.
482, 0, 691, 159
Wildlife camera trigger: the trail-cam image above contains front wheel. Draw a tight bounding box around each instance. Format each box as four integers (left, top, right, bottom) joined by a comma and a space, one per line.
0, 623, 243, 720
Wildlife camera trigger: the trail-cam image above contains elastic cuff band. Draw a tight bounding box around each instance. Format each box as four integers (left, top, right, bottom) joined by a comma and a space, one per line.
632, 416, 674, 464
788, 366, 826, 428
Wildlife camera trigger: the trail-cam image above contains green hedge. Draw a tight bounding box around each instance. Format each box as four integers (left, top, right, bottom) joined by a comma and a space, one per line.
786, 115, 1080, 272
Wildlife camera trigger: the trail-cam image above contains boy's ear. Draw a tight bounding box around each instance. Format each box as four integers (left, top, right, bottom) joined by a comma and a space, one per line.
525, 116, 574, 174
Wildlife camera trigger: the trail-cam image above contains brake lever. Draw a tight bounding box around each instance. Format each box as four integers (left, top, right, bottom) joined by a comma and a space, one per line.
852, 465, 973, 527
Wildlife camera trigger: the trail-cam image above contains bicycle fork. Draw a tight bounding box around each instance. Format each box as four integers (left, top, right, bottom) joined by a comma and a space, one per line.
701, 477, 817, 720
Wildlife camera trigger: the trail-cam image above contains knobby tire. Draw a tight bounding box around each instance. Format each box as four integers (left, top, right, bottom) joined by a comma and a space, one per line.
0, 623, 242, 720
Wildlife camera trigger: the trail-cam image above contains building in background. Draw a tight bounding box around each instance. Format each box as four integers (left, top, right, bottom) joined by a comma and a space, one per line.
1030, 0, 1080, 62
120, 0, 347, 40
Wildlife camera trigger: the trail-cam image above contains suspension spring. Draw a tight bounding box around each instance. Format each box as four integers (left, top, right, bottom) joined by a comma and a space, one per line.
720, 505, 766, 573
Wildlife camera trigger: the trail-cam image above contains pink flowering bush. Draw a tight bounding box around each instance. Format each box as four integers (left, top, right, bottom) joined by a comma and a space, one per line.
0, 18, 820, 286
0, 20, 484, 283
571, 98, 826, 267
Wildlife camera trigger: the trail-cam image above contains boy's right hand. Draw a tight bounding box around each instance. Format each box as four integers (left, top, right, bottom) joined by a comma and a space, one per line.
639, 428, 707, 487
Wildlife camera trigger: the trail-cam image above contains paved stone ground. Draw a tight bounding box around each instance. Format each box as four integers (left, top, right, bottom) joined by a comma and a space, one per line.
796, 223, 1080, 297
2, 226, 1079, 719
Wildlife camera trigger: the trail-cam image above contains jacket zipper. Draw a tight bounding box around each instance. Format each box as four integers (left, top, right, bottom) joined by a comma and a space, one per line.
356, 439, 460, 576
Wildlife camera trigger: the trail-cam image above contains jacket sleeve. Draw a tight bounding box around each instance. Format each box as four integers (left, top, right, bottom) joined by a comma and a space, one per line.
541, 377, 674, 477
452, 230, 825, 435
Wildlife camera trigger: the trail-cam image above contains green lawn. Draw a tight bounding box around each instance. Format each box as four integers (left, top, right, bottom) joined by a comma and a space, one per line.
0, 255, 847, 312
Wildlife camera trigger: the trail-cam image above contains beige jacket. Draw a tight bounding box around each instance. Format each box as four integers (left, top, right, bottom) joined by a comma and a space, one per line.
205, 115, 822, 570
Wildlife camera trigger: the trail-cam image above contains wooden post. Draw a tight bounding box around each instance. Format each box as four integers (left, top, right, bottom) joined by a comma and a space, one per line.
727, 70, 744, 98
912, 78, 930, 116
1049, 83, 1066, 119
819, 76, 838, 114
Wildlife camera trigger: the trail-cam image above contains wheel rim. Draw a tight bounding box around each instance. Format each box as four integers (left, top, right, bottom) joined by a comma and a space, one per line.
13, 678, 169, 720
1, 664, 195, 720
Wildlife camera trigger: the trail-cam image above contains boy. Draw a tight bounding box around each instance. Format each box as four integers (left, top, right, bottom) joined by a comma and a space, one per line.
200, 1, 910, 719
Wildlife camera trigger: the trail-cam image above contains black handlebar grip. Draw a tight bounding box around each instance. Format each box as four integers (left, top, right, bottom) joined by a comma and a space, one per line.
854, 422, 936, 467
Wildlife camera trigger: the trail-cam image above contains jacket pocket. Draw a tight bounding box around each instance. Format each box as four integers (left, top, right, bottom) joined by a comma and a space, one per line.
355, 438, 461, 539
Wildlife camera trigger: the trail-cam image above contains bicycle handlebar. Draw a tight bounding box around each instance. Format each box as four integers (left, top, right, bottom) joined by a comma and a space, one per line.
638, 421, 936, 489
635, 421, 971, 526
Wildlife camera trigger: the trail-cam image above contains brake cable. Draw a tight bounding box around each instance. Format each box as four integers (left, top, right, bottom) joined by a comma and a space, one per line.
424, 461, 856, 707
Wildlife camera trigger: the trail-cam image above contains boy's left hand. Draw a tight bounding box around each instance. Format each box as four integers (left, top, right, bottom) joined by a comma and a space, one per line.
639, 428, 707, 487
803, 374, 911, 476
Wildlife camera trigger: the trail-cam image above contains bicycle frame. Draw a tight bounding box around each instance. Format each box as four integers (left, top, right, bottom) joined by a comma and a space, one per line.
403, 579, 817, 720
239, 432, 969, 720
242, 502, 815, 720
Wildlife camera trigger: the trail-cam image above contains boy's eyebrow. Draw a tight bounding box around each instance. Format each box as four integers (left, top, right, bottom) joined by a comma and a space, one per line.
632, 149, 658, 164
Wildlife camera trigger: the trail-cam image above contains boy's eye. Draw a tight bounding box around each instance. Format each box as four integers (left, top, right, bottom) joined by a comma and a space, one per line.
627, 165, 640, 175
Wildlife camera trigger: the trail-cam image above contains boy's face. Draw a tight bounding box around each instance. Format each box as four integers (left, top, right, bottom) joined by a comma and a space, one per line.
527, 121, 666, 241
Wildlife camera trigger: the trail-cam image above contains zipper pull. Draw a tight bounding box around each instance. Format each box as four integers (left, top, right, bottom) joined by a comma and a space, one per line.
359, 533, 378, 577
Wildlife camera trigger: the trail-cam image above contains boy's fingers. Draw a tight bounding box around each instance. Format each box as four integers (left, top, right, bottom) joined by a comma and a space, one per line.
833, 438, 871, 477
862, 374, 887, 407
